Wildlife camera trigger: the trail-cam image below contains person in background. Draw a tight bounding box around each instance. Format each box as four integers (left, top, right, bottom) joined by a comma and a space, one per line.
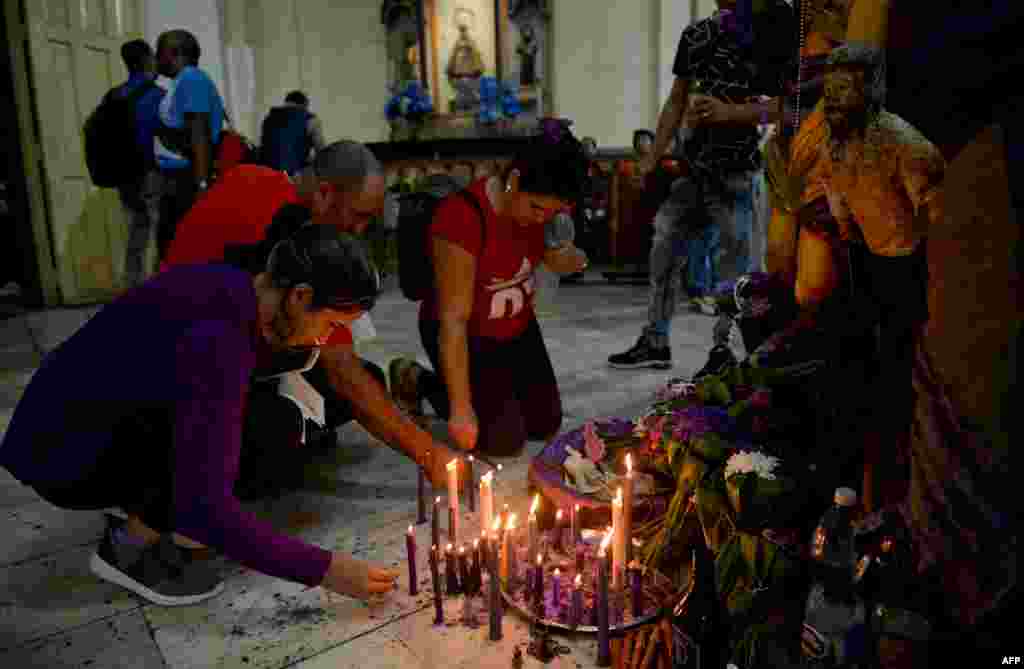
390, 128, 589, 456
0, 226, 400, 607
608, 0, 795, 370
153, 29, 225, 260
163, 142, 461, 501
115, 39, 165, 288
259, 90, 327, 176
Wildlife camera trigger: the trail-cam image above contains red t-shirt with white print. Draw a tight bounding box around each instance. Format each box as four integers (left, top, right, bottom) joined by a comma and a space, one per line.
420, 178, 545, 341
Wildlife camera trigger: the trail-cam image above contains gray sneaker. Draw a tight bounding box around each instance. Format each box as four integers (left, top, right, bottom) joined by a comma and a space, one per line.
89, 523, 224, 607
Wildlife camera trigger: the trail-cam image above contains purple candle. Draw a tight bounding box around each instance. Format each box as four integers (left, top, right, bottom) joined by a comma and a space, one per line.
552, 568, 562, 611
448, 506, 458, 546
553, 508, 565, 554
467, 455, 476, 512
471, 538, 483, 595
570, 574, 583, 628
596, 537, 612, 666
431, 496, 441, 550
571, 503, 581, 544
458, 545, 471, 596
406, 525, 418, 596
488, 535, 503, 641
576, 543, 586, 574
416, 467, 427, 524
445, 543, 461, 595
429, 545, 444, 625
631, 565, 643, 618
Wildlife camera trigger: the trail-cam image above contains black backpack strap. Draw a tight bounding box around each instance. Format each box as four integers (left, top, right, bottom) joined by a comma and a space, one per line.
455, 189, 487, 255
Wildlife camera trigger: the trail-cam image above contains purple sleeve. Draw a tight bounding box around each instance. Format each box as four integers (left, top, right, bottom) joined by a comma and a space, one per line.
170, 320, 332, 587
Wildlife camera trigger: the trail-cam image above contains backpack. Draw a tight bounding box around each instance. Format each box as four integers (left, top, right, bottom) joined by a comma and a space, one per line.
216, 111, 256, 174
397, 179, 485, 302
83, 80, 158, 188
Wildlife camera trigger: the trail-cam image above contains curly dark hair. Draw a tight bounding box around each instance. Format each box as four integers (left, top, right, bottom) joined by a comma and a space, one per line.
504, 120, 588, 201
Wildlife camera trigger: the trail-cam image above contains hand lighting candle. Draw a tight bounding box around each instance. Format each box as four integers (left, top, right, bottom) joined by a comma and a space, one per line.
597, 530, 613, 666
570, 573, 583, 628
467, 455, 476, 512
527, 494, 540, 561
623, 453, 634, 564
429, 545, 444, 624
431, 496, 442, 549
479, 471, 495, 535
406, 525, 418, 596
553, 508, 565, 553
611, 488, 626, 589
446, 460, 460, 545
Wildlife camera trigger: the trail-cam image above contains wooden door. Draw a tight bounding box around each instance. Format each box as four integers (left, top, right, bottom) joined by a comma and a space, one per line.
22, 0, 144, 303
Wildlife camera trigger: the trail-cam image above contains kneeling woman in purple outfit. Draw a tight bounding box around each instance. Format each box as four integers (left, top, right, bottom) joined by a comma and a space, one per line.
0, 226, 404, 606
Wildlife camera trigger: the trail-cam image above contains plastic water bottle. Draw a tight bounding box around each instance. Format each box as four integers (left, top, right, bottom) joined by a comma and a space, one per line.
811, 487, 858, 601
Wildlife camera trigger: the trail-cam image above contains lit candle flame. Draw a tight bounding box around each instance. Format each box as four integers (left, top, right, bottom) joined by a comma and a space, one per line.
458, 545, 466, 554
507, 513, 518, 530
626, 452, 633, 474
435, 496, 441, 504
446, 459, 457, 471
492, 518, 502, 532
554, 568, 561, 577
408, 524, 414, 534
614, 487, 623, 505
574, 503, 581, 512
468, 455, 474, 463
574, 573, 583, 587
555, 509, 564, 521
481, 471, 494, 485
537, 553, 543, 565
446, 543, 453, 551
473, 538, 479, 548
599, 529, 613, 556
497, 464, 503, 472
529, 493, 540, 515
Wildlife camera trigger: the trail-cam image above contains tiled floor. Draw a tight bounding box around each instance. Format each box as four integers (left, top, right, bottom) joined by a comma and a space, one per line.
0, 276, 717, 668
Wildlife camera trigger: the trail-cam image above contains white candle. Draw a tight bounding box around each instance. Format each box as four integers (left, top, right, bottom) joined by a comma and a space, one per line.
480, 471, 494, 536
623, 453, 634, 564
447, 459, 460, 546
611, 488, 626, 589
527, 493, 540, 560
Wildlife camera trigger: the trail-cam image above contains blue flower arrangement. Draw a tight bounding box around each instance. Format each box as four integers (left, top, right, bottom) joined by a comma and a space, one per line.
477, 77, 521, 125
385, 81, 434, 124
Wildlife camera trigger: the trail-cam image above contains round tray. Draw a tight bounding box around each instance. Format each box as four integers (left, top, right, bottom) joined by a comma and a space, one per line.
495, 533, 680, 634
527, 417, 669, 529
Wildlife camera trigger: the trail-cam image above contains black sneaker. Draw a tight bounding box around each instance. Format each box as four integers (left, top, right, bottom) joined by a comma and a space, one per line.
608, 332, 672, 370
692, 345, 737, 380
90, 523, 224, 607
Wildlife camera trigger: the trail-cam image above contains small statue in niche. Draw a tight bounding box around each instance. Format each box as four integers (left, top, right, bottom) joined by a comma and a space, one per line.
517, 23, 539, 87
447, 8, 485, 112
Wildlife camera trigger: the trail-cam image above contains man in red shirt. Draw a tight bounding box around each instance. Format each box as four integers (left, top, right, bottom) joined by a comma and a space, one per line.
164, 141, 460, 498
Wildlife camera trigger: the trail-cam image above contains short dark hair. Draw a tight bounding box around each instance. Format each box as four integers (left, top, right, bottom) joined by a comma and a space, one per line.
121, 39, 153, 73
505, 123, 588, 201
159, 30, 201, 66
633, 129, 655, 148
285, 91, 309, 106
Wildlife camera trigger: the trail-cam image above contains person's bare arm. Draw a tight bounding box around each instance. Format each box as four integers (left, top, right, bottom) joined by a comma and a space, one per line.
643, 77, 691, 173
318, 344, 457, 487
185, 111, 212, 184
542, 243, 588, 275
432, 237, 476, 417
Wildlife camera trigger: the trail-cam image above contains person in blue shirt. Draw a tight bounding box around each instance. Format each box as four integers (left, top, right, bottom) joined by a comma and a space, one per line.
116, 39, 165, 288
153, 29, 225, 261
259, 91, 327, 176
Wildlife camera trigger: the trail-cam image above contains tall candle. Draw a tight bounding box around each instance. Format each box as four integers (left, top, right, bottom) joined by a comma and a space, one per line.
534, 553, 544, 611
431, 496, 442, 549
501, 503, 511, 529
623, 453, 634, 564
552, 568, 562, 613
467, 455, 476, 512
406, 525, 418, 596
553, 508, 565, 553
445, 543, 461, 595
429, 545, 444, 625
631, 563, 643, 618
527, 494, 540, 561
500, 519, 511, 586
570, 573, 583, 628
446, 460, 460, 545
572, 503, 581, 545
458, 545, 471, 597
597, 531, 613, 666
471, 538, 483, 595
611, 488, 626, 589
416, 466, 427, 524
479, 471, 494, 535
488, 532, 503, 641
505, 514, 519, 588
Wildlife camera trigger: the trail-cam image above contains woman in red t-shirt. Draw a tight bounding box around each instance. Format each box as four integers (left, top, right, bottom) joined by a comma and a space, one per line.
412, 132, 589, 456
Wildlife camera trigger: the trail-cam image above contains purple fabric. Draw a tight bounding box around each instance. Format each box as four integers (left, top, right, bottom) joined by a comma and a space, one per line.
0, 265, 332, 587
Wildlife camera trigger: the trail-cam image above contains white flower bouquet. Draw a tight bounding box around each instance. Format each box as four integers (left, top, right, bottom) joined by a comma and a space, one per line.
724, 450, 795, 530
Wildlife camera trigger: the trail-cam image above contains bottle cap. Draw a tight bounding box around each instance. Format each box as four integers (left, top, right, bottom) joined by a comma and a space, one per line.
834, 487, 858, 507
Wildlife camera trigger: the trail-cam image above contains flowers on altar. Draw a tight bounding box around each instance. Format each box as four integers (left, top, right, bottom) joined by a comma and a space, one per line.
724, 450, 780, 481
581, 421, 607, 463
477, 77, 521, 125
385, 81, 434, 124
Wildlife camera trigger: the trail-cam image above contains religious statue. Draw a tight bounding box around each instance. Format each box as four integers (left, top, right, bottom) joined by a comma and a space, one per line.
517, 24, 539, 87
447, 8, 485, 111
